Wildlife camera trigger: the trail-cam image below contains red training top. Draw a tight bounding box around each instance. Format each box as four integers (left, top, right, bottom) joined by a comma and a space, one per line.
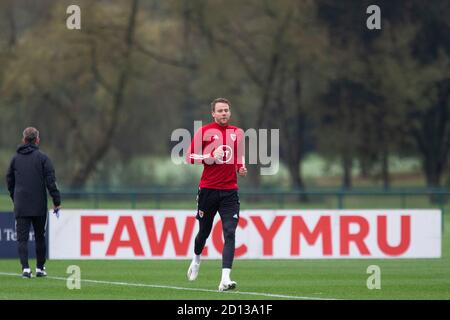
186, 122, 245, 190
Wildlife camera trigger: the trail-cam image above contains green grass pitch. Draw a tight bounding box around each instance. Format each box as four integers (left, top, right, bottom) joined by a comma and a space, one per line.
1, 215, 449, 300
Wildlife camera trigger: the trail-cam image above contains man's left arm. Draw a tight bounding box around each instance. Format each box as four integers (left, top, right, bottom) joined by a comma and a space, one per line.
235, 128, 247, 177
43, 155, 61, 208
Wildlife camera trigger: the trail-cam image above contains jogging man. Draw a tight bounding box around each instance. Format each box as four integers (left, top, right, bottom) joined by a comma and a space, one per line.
186, 97, 247, 291
6, 127, 61, 278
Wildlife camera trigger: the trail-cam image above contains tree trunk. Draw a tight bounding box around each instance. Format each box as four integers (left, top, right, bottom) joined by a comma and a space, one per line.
6, 2, 16, 48
292, 61, 307, 201
424, 159, 441, 187
359, 157, 370, 179
286, 152, 307, 201
381, 147, 390, 189
412, 79, 450, 189
342, 154, 352, 189
70, 0, 139, 188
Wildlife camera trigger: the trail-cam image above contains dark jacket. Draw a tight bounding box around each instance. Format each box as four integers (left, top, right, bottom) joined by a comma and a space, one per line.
6, 143, 61, 217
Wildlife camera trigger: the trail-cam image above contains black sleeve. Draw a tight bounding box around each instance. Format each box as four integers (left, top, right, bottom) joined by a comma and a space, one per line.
6, 157, 15, 201
42, 155, 61, 207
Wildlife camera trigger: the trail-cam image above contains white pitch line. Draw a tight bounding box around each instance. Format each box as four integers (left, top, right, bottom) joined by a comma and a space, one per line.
0, 272, 338, 300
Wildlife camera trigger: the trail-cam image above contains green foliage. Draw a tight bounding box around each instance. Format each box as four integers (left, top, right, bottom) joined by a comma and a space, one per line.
0, 1, 448, 189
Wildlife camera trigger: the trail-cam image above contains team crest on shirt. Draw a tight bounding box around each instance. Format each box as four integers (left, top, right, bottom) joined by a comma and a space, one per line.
198, 210, 204, 218
230, 134, 237, 141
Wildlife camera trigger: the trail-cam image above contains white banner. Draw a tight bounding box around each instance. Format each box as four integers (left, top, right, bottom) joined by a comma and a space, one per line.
49, 209, 441, 259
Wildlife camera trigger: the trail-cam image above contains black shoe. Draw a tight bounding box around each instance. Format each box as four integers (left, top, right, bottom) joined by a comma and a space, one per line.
36, 267, 47, 277
22, 268, 32, 278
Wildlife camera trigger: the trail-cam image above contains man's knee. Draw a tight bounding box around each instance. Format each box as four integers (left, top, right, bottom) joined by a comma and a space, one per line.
222, 223, 237, 241
16, 233, 29, 242
34, 234, 46, 242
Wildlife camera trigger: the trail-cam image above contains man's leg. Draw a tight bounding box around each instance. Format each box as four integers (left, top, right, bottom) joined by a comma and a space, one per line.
16, 217, 32, 271
218, 190, 240, 291
31, 215, 48, 272
194, 188, 219, 255
188, 188, 219, 281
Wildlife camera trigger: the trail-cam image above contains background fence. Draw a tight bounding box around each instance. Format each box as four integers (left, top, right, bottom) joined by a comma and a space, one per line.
1, 188, 443, 212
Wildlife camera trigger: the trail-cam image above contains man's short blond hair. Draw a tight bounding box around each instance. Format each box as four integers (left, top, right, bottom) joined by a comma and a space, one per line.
211, 98, 231, 112
23, 127, 39, 144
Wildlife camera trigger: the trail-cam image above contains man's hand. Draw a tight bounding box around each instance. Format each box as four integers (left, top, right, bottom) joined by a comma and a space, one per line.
213, 148, 224, 161
238, 166, 247, 177
53, 205, 61, 218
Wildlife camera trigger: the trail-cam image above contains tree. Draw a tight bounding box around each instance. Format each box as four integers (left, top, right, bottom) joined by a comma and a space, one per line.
315, 0, 450, 188
187, 0, 331, 191
2, 0, 140, 188
370, 20, 450, 188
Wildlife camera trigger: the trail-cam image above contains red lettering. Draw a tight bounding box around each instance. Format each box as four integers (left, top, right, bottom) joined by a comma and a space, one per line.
377, 215, 411, 255
106, 216, 144, 256
291, 216, 332, 255
251, 216, 286, 255
144, 216, 196, 256
212, 218, 247, 257
81, 216, 108, 256
340, 216, 370, 255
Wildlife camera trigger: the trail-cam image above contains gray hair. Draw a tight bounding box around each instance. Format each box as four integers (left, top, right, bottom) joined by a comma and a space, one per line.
23, 127, 39, 144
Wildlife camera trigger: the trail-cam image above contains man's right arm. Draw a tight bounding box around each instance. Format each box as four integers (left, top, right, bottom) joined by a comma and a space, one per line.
6, 158, 15, 201
186, 128, 212, 164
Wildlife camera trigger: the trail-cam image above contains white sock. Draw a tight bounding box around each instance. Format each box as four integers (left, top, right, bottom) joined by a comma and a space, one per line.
221, 268, 231, 282
23, 268, 31, 272
193, 254, 201, 264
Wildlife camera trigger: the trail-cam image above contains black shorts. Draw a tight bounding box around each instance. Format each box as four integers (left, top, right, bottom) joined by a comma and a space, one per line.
196, 188, 240, 221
